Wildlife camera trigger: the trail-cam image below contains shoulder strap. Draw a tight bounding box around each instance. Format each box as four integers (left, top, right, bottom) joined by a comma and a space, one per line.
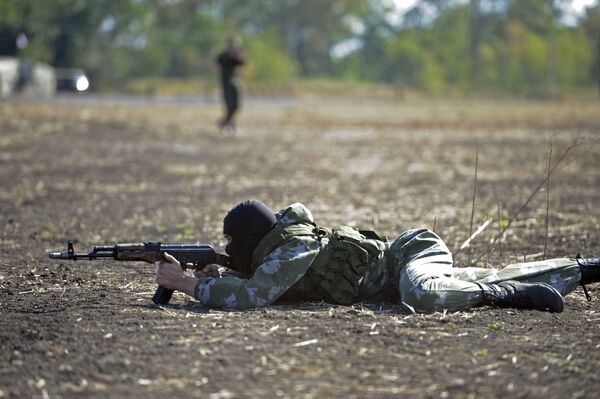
253, 222, 320, 262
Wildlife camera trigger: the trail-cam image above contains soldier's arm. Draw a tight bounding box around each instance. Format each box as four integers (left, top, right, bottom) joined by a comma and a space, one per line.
194, 236, 320, 309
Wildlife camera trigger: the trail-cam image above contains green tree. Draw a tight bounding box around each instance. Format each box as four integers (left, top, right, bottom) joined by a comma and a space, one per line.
244, 31, 296, 84
0, 0, 596, 94
554, 27, 593, 90
582, 3, 600, 94
217, 0, 370, 77
505, 21, 548, 95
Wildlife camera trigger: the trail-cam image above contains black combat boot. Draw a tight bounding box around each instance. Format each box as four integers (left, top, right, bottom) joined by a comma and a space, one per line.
576, 257, 600, 285
576, 256, 600, 301
478, 281, 564, 313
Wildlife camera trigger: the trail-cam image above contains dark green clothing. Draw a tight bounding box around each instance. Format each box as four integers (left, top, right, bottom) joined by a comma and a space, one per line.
217, 49, 244, 126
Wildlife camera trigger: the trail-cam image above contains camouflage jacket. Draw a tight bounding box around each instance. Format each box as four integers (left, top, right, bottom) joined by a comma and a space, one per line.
194, 203, 392, 309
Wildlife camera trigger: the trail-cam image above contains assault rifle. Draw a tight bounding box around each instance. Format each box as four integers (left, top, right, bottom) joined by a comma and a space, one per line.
49, 241, 233, 305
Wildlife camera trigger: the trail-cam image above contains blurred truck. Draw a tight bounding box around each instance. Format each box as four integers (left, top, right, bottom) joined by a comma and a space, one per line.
0, 57, 56, 98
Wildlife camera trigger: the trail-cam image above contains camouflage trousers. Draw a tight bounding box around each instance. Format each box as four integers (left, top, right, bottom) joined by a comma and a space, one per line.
387, 229, 582, 313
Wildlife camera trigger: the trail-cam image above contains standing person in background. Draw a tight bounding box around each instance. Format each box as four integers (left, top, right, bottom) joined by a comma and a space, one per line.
216, 38, 246, 136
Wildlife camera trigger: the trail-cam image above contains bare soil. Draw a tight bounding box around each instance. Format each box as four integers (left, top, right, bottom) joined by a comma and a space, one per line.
1, 96, 600, 399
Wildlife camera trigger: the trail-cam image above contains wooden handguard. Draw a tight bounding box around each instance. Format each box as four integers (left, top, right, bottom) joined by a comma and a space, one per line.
115, 243, 158, 263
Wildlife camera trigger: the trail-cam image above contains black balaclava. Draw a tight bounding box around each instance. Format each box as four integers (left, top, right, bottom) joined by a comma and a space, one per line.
223, 199, 276, 275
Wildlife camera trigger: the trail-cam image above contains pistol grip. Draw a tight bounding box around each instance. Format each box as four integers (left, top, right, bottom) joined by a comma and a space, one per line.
152, 286, 174, 305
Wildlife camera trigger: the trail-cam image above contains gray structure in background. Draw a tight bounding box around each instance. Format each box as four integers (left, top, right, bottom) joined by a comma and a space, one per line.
0, 57, 56, 98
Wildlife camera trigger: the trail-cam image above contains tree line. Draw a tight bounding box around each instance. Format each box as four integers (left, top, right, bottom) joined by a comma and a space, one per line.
1, 0, 598, 96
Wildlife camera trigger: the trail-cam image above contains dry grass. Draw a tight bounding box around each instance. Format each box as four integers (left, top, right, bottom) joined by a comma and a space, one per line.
0, 96, 599, 398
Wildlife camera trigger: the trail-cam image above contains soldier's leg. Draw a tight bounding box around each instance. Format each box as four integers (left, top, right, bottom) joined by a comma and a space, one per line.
224, 84, 239, 125
470, 258, 581, 296
445, 259, 580, 313
390, 229, 572, 312
389, 229, 487, 312
222, 83, 235, 125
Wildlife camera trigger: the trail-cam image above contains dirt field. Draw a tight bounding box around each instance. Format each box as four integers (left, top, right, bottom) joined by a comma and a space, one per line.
1, 95, 599, 398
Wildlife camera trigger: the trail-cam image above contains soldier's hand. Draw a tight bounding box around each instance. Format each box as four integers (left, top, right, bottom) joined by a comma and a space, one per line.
156, 252, 184, 290
195, 264, 220, 279
155, 253, 199, 297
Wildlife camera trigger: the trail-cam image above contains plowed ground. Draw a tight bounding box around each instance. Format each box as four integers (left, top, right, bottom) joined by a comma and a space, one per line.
1, 97, 599, 398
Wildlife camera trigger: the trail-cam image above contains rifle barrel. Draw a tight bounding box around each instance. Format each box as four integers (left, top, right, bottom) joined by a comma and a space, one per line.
48, 250, 115, 260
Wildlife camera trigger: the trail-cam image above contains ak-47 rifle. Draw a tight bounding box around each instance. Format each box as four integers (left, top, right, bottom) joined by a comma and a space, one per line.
49, 241, 233, 305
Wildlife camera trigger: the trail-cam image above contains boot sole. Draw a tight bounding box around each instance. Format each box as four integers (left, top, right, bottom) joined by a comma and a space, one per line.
536, 283, 564, 313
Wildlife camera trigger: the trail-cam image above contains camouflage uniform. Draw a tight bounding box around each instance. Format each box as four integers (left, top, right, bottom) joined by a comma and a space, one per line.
194, 203, 582, 312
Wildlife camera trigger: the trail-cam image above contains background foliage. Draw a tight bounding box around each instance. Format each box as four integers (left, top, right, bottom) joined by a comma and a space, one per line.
0, 0, 598, 96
